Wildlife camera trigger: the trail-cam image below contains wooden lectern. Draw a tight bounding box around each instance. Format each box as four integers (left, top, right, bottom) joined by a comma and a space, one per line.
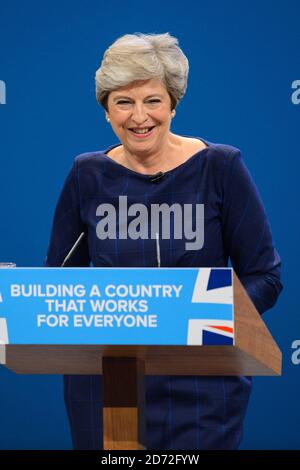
1, 272, 281, 450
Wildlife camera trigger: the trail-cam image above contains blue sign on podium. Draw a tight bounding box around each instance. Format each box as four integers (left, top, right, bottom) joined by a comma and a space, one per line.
0, 267, 234, 347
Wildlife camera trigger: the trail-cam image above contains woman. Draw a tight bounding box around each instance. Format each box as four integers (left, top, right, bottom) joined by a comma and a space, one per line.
46, 32, 282, 450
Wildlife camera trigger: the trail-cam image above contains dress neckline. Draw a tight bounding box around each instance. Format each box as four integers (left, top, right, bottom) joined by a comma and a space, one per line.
101, 136, 212, 178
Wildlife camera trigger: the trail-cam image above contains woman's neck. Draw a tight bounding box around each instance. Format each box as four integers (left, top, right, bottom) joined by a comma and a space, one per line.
108, 133, 183, 175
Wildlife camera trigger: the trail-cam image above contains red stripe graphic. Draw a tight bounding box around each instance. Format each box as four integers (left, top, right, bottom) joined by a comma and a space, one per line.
207, 325, 233, 333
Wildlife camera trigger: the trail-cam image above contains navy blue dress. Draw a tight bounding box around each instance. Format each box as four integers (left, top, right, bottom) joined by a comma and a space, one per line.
46, 137, 282, 450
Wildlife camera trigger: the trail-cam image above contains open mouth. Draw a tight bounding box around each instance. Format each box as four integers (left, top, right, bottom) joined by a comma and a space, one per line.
128, 126, 156, 137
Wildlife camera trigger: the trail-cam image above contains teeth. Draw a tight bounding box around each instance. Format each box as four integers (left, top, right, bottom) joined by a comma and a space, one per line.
131, 127, 152, 134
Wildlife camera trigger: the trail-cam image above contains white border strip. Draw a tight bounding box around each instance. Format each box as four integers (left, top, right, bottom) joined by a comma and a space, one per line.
0, 318, 8, 364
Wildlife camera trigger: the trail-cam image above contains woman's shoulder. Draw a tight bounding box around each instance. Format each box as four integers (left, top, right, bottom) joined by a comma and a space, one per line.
73, 149, 111, 168
179, 134, 240, 155
209, 142, 241, 158
181, 136, 242, 171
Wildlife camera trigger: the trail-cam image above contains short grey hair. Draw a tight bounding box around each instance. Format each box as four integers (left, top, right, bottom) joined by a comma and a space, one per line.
95, 32, 189, 111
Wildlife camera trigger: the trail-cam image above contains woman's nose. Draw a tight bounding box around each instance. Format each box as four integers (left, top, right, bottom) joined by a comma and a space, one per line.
131, 104, 148, 124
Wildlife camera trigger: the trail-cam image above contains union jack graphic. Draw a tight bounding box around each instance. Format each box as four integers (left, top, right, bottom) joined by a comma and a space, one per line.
188, 268, 234, 345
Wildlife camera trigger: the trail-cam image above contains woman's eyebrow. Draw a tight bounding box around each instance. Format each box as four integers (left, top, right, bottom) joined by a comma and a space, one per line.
113, 94, 163, 101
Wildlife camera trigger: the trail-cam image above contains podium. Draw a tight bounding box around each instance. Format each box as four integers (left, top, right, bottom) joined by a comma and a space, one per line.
0, 267, 281, 450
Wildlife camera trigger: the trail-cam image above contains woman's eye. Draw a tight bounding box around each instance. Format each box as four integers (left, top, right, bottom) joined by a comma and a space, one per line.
116, 99, 161, 106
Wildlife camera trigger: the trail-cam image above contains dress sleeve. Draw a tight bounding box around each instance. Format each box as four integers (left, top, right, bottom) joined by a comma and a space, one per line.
222, 149, 283, 314
45, 159, 90, 267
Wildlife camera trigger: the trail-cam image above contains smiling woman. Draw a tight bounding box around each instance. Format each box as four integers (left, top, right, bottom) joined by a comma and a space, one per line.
106, 79, 174, 163
94, 33, 201, 174
46, 32, 282, 450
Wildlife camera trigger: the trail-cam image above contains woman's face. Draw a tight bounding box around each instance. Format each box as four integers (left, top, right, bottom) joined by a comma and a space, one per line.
106, 78, 173, 155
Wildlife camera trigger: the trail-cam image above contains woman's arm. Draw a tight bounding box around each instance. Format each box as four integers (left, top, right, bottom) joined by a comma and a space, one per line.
222, 149, 283, 314
45, 159, 90, 267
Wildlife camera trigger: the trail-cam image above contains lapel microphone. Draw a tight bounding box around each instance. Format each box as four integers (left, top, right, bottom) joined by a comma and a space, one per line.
149, 171, 164, 183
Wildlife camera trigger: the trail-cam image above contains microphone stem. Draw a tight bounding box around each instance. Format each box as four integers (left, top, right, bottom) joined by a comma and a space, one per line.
155, 232, 161, 268
61, 232, 85, 267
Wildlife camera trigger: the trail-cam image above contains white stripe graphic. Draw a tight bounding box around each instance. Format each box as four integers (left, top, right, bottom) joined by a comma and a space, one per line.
192, 269, 232, 304
187, 319, 234, 345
